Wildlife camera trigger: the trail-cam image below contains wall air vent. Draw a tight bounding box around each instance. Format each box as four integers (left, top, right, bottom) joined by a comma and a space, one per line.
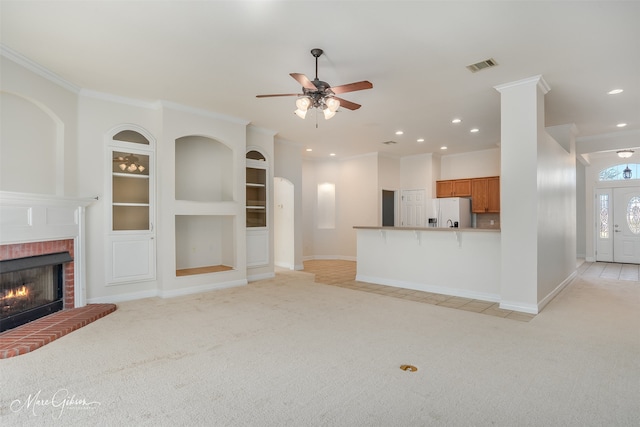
466, 58, 498, 73
382, 141, 398, 145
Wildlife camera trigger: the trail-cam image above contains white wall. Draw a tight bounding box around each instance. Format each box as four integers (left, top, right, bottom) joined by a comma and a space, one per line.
1, 54, 78, 195
302, 154, 378, 260
440, 148, 500, 179
274, 139, 304, 269
536, 129, 576, 303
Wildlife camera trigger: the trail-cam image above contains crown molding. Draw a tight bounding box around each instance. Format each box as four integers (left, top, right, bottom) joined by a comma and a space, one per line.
247, 124, 277, 137
160, 100, 250, 125
494, 75, 550, 95
80, 88, 161, 110
0, 44, 81, 94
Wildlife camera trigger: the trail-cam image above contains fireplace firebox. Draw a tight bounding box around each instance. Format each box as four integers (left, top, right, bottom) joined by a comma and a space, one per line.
0, 252, 73, 332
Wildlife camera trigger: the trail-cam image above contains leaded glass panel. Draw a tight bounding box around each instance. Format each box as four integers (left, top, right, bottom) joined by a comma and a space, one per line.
599, 194, 609, 238
627, 196, 640, 234
599, 164, 640, 181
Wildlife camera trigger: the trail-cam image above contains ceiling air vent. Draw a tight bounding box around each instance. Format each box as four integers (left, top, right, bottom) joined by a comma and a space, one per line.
382, 140, 398, 145
466, 58, 498, 73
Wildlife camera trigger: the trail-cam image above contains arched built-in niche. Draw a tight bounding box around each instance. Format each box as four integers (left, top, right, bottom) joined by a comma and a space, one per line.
175, 135, 233, 202
0, 91, 62, 194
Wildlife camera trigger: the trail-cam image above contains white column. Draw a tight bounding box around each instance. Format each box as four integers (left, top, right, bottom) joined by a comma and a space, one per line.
495, 75, 550, 313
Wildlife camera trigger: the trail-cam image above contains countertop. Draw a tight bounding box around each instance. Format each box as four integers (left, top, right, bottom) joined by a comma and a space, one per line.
353, 226, 500, 233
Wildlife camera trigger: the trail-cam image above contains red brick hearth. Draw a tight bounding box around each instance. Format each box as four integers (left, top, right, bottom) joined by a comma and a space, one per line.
0, 304, 116, 359
1, 240, 117, 358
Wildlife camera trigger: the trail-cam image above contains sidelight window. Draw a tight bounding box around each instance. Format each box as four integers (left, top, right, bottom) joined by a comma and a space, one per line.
599, 194, 609, 238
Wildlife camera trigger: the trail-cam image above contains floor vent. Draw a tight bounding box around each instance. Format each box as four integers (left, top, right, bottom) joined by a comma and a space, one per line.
466, 58, 498, 73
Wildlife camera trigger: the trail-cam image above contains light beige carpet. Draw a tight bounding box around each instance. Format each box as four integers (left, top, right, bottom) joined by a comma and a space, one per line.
1, 270, 638, 426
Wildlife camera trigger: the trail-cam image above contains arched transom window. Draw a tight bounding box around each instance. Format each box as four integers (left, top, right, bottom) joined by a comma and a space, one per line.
599, 164, 640, 181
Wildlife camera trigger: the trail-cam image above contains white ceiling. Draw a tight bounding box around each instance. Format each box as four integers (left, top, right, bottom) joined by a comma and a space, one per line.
1, 1, 638, 159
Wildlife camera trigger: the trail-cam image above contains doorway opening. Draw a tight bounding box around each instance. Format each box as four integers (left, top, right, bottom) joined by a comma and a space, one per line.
595, 186, 640, 263
382, 190, 396, 227
274, 177, 295, 270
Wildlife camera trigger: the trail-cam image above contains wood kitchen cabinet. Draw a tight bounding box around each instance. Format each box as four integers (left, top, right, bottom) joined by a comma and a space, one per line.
436, 179, 471, 198
471, 176, 500, 213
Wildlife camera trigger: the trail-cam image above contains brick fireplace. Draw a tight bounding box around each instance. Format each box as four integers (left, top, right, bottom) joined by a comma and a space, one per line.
0, 192, 116, 358
0, 239, 76, 309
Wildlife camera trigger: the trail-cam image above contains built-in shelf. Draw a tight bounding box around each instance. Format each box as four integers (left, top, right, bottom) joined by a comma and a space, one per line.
176, 265, 234, 277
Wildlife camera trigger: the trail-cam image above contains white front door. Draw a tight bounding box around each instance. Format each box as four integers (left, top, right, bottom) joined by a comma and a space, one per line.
401, 189, 424, 227
613, 187, 640, 263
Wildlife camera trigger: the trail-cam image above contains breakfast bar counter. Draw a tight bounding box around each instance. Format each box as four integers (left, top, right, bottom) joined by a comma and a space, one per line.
354, 226, 501, 302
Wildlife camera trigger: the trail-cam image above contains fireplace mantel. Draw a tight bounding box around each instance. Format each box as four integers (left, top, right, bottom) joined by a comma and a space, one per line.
0, 191, 95, 307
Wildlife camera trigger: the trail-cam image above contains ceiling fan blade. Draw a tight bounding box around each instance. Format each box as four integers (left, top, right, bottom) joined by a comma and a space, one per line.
256, 93, 301, 98
334, 97, 361, 111
290, 73, 317, 90
329, 80, 373, 95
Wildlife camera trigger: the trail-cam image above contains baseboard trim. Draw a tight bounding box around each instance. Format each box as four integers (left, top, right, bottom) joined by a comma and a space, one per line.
159, 279, 248, 298
499, 300, 538, 314
537, 271, 577, 312
247, 272, 276, 282
355, 274, 500, 303
304, 255, 357, 262
87, 289, 158, 304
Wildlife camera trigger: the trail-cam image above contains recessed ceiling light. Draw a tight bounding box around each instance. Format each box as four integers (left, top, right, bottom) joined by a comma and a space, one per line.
329, 153, 336, 157
470, 128, 479, 133
441, 146, 448, 150
608, 89, 624, 95
617, 123, 627, 128
306, 148, 313, 152
395, 130, 404, 135
451, 118, 462, 124
417, 138, 425, 143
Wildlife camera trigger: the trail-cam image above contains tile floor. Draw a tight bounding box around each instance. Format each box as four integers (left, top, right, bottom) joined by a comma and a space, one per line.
302, 259, 536, 322
578, 260, 640, 281
303, 259, 639, 322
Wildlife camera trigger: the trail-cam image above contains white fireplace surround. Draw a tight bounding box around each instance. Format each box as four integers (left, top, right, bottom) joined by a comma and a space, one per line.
0, 191, 94, 308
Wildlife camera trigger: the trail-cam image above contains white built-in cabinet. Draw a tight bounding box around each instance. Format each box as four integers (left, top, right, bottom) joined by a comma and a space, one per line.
246, 150, 269, 267
106, 127, 156, 284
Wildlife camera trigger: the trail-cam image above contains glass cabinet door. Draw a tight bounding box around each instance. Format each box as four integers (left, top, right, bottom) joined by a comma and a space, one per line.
111, 150, 151, 231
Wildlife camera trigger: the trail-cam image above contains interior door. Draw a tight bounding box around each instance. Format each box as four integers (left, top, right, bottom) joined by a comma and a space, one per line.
613, 187, 640, 263
401, 189, 424, 227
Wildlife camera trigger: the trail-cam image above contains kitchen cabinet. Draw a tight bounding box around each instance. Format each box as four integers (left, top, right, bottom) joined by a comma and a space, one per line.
436, 179, 471, 198
471, 176, 500, 213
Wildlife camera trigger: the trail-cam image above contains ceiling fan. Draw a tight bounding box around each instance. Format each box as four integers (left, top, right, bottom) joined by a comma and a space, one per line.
256, 48, 373, 120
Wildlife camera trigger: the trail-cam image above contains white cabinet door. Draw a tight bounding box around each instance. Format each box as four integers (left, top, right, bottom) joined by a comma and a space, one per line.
613, 187, 640, 263
108, 235, 156, 284
247, 229, 269, 267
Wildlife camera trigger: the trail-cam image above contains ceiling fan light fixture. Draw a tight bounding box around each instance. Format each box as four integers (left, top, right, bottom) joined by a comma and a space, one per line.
617, 150, 634, 158
296, 96, 311, 111
325, 97, 340, 112
323, 107, 336, 120
119, 163, 127, 171
294, 108, 307, 119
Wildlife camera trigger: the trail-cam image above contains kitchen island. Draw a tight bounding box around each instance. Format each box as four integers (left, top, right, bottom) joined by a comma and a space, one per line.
354, 226, 501, 302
